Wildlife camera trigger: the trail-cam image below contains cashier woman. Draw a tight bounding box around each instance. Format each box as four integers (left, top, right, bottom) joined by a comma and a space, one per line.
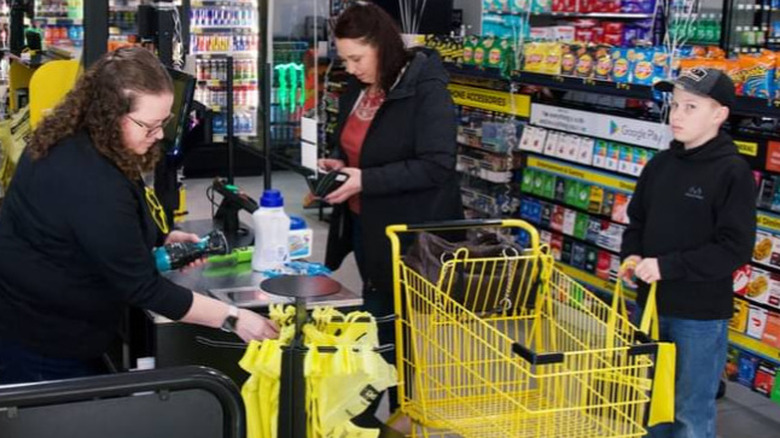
0, 47, 278, 384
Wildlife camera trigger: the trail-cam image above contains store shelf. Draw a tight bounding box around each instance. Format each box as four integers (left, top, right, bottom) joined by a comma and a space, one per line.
193, 50, 256, 57
34, 17, 82, 26
525, 155, 637, 193
110, 6, 140, 12
729, 329, 780, 364
198, 79, 258, 87
208, 105, 257, 112
192, 25, 257, 32
447, 63, 780, 119
733, 96, 780, 119
213, 133, 257, 142
556, 263, 633, 299
485, 10, 653, 19
192, 0, 258, 6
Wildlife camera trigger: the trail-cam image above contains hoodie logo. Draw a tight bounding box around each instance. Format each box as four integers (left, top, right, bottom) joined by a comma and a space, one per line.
685, 186, 704, 200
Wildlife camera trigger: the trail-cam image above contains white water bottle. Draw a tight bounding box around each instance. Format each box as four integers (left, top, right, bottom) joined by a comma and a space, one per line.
251, 189, 291, 272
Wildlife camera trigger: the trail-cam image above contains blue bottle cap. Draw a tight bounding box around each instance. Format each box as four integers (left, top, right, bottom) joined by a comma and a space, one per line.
260, 189, 284, 207
290, 215, 307, 230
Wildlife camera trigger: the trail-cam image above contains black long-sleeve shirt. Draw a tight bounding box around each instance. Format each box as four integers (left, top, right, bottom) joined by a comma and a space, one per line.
0, 132, 192, 359
621, 132, 756, 320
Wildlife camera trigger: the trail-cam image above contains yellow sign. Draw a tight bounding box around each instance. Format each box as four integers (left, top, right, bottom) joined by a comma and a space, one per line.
526, 156, 636, 193
448, 84, 530, 117
735, 141, 758, 157
758, 212, 780, 233
729, 330, 780, 361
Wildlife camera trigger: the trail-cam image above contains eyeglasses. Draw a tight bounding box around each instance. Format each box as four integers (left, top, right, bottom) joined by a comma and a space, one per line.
127, 113, 175, 138
143, 185, 170, 234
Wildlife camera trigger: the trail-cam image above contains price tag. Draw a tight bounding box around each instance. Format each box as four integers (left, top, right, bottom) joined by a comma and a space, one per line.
616, 83, 631, 90
583, 78, 596, 86
552, 75, 565, 83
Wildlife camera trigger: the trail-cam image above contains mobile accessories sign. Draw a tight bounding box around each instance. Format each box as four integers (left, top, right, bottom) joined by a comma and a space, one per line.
449, 84, 531, 118
530, 103, 672, 150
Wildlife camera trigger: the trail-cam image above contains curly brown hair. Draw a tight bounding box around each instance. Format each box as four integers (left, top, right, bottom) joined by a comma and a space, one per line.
28, 47, 174, 180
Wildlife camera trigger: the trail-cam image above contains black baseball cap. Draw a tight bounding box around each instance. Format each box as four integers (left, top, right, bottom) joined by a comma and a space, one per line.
654, 67, 736, 109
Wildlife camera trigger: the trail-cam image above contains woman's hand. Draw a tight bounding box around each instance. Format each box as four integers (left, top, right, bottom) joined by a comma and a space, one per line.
165, 230, 200, 245
234, 309, 280, 342
164, 230, 206, 271
324, 167, 362, 204
635, 258, 661, 284
317, 158, 345, 172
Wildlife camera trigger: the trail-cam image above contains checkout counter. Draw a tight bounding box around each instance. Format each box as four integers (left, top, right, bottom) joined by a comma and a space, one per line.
138, 219, 363, 384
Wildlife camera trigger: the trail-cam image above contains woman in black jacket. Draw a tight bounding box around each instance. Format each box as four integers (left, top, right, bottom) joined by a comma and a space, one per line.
322, 3, 462, 327
0, 48, 278, 384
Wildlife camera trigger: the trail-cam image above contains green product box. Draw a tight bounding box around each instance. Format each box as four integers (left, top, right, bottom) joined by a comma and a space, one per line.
521, 168, 535, 193
532, 170, 545, 197
565, 179, 580, 208
772, 372, 780, 405
574, 212, 589, 240
576, 182, 592, 210
542, 173, 557, 200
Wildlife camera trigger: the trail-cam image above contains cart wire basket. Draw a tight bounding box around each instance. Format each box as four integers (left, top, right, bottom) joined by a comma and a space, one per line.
386, 219, 661, 438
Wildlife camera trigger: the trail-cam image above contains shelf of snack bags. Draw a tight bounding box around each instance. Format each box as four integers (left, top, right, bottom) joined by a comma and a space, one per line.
432, 35, 780, 120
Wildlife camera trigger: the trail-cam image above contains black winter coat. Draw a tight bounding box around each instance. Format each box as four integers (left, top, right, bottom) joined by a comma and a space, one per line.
621, 132, 756, 320
325, 49, 463, 310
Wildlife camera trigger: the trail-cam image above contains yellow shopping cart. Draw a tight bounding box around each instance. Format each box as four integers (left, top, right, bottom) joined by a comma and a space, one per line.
386, 219, 670, 438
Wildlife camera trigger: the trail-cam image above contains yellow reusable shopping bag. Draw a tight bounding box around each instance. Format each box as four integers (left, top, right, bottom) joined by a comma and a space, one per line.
240, 306, 398, 438
638, 281, 676, 427
239, 305, 297, 438
304, 309, 398, 438
611, 264, 676, 427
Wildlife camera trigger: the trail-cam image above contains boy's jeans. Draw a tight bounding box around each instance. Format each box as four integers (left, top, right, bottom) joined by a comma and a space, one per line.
645, 316, 729, 438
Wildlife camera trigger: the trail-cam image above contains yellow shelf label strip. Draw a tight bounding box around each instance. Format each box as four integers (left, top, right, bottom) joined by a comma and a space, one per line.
729, 330, 780, 363
448, 84, 531, 118
757, 211, 780, 234
526, 155, 636, 193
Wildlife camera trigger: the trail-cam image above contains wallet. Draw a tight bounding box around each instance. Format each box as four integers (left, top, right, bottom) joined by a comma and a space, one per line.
308, 171, 349, 198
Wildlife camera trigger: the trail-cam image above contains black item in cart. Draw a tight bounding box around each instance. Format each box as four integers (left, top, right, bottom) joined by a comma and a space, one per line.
405, 230, 540, 314
0, 366, 244, 438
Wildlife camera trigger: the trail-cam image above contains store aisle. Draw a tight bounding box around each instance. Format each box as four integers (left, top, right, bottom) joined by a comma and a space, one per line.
182, 171, 780, 438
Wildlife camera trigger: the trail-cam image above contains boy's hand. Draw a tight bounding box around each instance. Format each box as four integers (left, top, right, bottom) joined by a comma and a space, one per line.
619, 255, 641, 287
635, 258, 661, 284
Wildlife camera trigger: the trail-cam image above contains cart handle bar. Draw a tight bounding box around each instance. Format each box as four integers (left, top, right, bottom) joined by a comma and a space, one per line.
386, 219, 540, 252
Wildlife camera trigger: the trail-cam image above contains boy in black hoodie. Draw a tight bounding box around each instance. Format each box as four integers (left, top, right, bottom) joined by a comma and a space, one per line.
620, 68, 756, 438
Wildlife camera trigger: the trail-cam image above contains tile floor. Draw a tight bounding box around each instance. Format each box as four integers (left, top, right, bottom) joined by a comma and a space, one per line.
183, 171, 780, 438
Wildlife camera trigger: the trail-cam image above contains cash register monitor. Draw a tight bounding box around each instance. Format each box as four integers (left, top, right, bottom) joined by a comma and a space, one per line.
153, 68, 196, 231
163, 67, 196, 156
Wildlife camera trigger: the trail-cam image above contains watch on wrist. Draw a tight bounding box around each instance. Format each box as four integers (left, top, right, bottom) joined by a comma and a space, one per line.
220, 305, 239, 333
